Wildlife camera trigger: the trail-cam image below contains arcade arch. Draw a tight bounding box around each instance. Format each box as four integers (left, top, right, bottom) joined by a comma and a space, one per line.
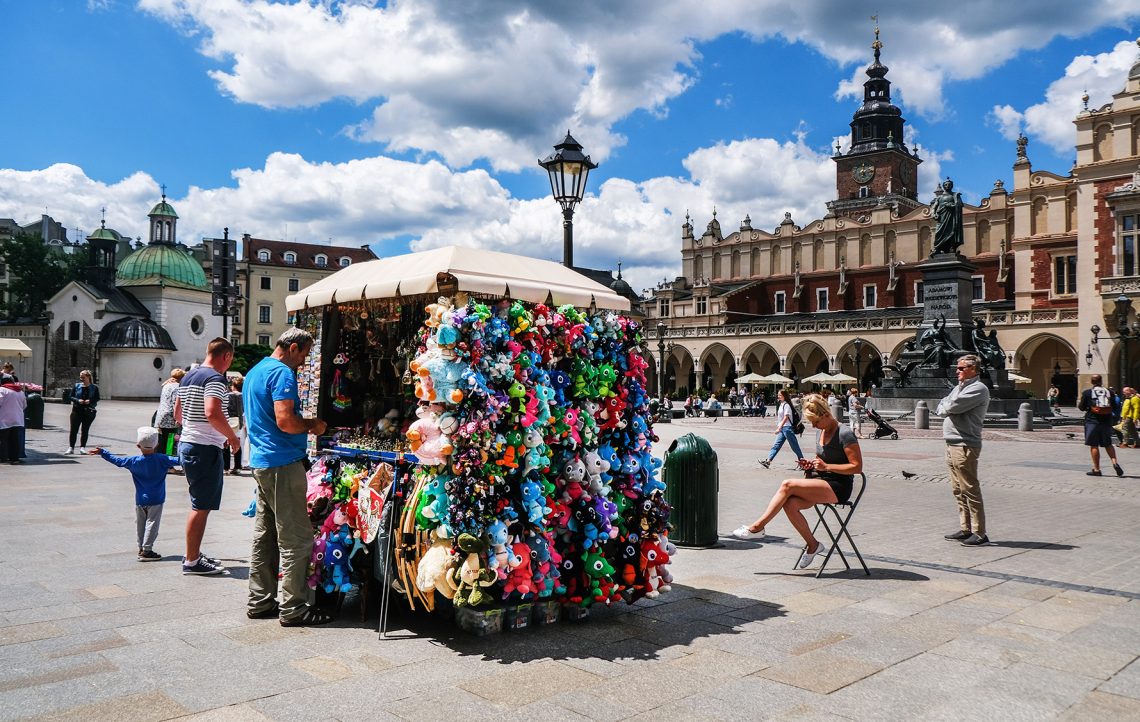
699, 342, 736, 392
786, 340, 829, 387
1014, 333, 1077, 404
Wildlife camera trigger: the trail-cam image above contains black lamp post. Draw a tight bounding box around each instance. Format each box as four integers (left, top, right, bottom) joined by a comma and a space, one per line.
539, 131, 597, 268
657, 322, 667, 402
852, 338, 864, 390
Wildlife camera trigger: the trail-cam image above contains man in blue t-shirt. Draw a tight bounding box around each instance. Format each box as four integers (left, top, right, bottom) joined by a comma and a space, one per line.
244, 327, 330, 626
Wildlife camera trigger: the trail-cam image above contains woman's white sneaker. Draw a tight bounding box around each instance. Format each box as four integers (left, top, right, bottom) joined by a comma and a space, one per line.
731, 525, 766, 540
797, 541, 827, 569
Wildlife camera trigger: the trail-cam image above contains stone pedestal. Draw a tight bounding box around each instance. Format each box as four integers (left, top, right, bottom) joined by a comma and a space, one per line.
918, 253, 977, 350
875, 252, 1040, 419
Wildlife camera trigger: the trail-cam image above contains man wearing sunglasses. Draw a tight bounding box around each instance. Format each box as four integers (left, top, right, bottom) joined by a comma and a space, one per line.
936, 354, 991, 546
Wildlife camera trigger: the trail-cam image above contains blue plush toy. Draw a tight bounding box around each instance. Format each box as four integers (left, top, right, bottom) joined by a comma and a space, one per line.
323, 525, 354, 593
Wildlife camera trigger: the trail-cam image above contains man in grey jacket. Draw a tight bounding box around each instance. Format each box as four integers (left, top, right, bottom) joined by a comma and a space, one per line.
936, 354, 991, 546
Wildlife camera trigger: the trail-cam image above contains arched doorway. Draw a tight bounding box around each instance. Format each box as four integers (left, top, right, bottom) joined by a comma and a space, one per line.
699, 343, 735, 394
1107, 341, 1140, 396
838, 339, 884, 392
1015, 334, 1078, 404
787, 340, 828, 389
664, 346, 696, 399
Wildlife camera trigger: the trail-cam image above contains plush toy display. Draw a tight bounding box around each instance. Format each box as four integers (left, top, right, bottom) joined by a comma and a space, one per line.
401, 294, 673, 614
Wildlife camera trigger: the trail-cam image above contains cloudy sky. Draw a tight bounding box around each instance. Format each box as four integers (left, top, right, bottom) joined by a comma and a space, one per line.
2, 1, 1138, 295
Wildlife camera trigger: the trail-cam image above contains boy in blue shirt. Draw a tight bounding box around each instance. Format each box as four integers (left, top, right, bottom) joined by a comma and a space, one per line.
90, 427, 180, 561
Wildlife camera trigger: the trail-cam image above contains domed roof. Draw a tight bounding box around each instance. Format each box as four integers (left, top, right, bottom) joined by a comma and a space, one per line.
87, 220, 120, 243
116, 242, 207, 290
95, 317, 176, 350
148, 195, 179, 219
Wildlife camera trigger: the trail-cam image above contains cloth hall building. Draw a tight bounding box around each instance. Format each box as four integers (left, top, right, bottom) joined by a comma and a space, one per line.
643, 37, 1140, 407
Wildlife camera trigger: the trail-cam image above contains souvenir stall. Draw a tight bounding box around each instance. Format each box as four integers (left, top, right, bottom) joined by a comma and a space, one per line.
284, 246, 675, 634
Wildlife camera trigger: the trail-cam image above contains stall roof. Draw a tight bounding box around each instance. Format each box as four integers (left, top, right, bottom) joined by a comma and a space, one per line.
285, 245, 632, 312
0, 338, 32, 358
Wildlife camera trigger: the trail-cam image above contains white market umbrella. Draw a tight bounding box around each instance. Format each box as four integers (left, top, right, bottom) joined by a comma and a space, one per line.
1007, 372, 1032, 384
830, 372, 858, 383
735, 372, 767, 384
762, 373, 795, 385
800, 372, 835, 384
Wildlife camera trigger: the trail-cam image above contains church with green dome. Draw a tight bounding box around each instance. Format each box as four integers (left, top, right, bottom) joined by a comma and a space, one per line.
45, 194, 221, 399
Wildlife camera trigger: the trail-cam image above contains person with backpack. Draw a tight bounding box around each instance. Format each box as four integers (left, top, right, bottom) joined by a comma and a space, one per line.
1078, 374, 1124, 477
759, 388, 805, 469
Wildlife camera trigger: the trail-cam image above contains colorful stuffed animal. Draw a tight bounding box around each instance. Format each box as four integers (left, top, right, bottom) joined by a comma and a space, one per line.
450, 533, 496, 607
502, 540, 534, 598
416, 528, 458, 599
323, 525, 354, 594
405, 404, 451, 466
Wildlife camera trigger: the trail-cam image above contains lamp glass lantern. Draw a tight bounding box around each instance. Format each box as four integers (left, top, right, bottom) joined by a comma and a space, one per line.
539, 131, 598, 268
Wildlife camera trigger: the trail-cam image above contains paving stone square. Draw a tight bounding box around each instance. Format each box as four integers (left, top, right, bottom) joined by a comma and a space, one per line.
2, 401, 1139, 720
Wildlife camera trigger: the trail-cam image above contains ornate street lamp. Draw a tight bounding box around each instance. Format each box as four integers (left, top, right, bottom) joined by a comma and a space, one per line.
657, 322, 667, 403
539, 131, 597, 268
852, 338, 864, 390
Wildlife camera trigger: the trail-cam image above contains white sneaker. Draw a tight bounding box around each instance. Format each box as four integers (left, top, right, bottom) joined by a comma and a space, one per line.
79, 447, 88, 454
731, 525, 765, 540
797, 541, 827, 569
65, 447, 74, 455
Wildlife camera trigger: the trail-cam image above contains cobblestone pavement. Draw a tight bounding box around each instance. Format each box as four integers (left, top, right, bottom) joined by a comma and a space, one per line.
1, 401, 1138, 721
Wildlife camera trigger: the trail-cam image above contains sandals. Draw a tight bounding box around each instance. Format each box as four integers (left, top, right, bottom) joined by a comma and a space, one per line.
246, 604, 280, 620
279, 607, 335, 627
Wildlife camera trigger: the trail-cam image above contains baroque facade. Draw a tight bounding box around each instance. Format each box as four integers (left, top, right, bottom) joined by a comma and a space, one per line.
643, 36, 1140, 406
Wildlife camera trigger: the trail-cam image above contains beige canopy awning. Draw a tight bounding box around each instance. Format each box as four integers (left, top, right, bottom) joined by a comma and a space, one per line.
285, 245, 631, 312
0, 338, 32, 358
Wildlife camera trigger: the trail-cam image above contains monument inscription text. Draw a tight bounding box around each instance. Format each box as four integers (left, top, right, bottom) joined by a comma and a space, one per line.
923, 282, 959, 316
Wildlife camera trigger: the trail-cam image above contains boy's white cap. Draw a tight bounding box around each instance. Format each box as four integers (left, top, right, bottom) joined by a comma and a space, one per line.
137, 426, 159, 450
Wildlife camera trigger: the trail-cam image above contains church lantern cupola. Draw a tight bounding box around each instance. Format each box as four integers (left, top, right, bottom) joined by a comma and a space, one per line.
148, 186, 179, 245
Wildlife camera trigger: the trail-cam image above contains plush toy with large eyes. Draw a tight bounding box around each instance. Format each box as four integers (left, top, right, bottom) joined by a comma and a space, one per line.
322, 525, 354, 594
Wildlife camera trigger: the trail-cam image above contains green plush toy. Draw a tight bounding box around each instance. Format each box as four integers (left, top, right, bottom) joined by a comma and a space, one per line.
450, 533, 496, 607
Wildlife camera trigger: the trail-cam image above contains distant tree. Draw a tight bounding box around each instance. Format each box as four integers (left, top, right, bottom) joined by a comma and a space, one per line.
0, 233, 85, 319
230, 343, 273, 374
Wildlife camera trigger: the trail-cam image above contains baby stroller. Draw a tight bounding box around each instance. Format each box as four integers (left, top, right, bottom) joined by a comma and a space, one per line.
866, 407, 898, 440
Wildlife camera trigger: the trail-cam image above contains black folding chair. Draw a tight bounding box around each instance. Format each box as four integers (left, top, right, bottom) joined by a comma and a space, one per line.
793, 473, 870, 578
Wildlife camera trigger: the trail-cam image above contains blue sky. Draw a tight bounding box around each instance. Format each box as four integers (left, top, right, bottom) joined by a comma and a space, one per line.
1, 1, 1138, 293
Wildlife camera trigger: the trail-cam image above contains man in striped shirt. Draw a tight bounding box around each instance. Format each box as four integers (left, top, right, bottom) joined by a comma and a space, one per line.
175, 338, 241, 575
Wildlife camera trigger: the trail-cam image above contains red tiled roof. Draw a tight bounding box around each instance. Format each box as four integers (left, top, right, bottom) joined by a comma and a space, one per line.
243, 236, 377, 270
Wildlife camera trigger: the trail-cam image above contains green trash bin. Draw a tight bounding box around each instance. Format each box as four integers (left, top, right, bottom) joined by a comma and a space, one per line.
663, 433, 719, 547
24, 392, 44, 430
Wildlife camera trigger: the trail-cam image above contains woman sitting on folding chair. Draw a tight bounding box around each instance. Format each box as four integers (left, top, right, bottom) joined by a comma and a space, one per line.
732, 393, 863, 569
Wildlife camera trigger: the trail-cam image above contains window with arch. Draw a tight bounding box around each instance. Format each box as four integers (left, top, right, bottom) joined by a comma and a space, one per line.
67, 321, 81, 341
1032, 197, 1048, 236
885, 230, 897, 263
977, 220, 991, 254
284, 251, 297, 265
750, 247, 760, 277
859, 234, 872, 266
730, 250, 741, 278
813, 239, 824, 270
1066, 193, 1077, 232
712, 252, 722, 279
770, 245, 781, 275
339, 256, 352, 267
836, 237, 847, 265
257, 249, 270, 262
1094, 123, 1113, 162
918, 227, 932, 258
314, 254, 327, 267
693, 254, 704, 280
1121, 212, 1138, 277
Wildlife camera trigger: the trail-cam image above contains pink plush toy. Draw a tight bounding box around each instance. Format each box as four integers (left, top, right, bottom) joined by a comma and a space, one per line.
405, 404, 452, 466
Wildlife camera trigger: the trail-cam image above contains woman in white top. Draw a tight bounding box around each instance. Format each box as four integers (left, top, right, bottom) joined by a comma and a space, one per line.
735, 394, 863, 569
759, 389, 805, 469
155, 368, 185, 457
